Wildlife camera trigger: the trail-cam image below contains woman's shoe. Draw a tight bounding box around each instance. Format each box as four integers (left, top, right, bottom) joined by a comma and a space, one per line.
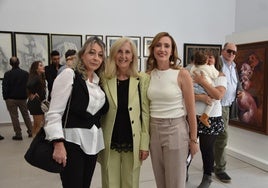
197, 174, 212, 188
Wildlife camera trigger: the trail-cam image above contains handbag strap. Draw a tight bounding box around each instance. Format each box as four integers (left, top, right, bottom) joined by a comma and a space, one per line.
63, 91, 72, 128
63, 73, 75, 128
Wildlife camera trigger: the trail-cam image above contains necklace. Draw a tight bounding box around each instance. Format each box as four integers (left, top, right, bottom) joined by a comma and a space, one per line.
117, 78, 129, 86
155, 69, 162, 79
117, 74, 129, 85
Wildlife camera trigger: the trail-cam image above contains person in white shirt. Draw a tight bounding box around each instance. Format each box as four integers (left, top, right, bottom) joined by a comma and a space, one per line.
44, 37, 109, 188
193, 49, 227, 188
214, 42, 243, 183
190, 51, 219, 127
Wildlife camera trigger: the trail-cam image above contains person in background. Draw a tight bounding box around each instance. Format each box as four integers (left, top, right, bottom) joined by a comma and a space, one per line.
2, 57, 33, 140
99, 37, 150, 188
192, 50, 226, 188
44, 37, 109, 188
185, 54, 195, 72
214, 42, 243, 183
190, 51, 219, 127
146, 32, 199, 188
58, 49, 77, 74
27, 61, 46, 136
45, 50, 61, 101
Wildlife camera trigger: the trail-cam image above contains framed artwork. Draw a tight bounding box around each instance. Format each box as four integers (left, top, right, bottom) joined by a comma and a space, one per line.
127, 36, 141, 57
14, 32, 49, 71
85, 35, 103, 41
106, 35, 122, 56
143, 37, 153, 57
230, 41, 268, 135
0, 31, 13, 79
137, 58, 141, 72
139, 58, 148, 72
51, 34, 82, 63
183, 43, 222, 66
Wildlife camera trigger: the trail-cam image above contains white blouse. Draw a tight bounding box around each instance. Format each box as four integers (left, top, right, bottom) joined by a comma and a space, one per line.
195, 76, 227, 117
44, 68, 105, 155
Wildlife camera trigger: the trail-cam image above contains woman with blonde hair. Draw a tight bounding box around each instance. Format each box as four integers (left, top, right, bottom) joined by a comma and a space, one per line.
99, 37, 150, 188
44, 36, 109, 188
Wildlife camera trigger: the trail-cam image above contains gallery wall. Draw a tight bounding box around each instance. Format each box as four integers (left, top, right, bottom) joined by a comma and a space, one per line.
0, 0, 236, 123
235, 0, 268, 32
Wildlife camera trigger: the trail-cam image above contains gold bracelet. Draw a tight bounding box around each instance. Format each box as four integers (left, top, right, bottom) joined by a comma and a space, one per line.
190, 138, 198, 144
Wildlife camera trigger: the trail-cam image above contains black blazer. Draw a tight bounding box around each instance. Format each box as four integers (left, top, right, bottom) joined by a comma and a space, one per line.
2, 67, 29, 100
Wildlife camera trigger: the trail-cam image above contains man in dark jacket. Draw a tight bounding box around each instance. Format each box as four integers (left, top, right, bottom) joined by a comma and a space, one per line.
45, 50, 61, 101
2, 57, 33, 140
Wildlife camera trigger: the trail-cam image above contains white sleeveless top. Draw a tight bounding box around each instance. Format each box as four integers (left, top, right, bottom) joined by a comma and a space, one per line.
147, 68, 186, 118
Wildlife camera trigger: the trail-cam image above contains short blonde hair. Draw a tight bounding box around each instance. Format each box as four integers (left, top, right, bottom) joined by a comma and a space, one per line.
103, 37, 139, 79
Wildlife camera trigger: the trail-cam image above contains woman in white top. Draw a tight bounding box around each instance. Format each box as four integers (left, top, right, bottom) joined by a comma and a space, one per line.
190, 51, 220, 127
146, 32, 199, 188
193, 50, 227, 188
44, 37, 109, 188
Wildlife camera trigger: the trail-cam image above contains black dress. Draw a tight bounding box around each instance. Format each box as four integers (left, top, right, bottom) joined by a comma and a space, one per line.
27, 75, 46, 115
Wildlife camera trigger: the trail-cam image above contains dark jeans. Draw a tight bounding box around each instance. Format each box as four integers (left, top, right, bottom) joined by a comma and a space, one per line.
60, 142, 98, 188
199, 134, 217, 176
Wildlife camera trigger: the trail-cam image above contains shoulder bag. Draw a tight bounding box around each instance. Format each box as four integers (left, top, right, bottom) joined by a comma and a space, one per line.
24, 90, 72, 173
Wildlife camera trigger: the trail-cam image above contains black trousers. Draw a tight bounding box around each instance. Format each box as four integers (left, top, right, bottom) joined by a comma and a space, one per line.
60, 142, 97, 188
199, 134, 217, 176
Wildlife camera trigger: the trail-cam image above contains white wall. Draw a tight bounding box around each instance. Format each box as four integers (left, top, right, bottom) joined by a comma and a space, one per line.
235, 0, 268, 33
0, 0, 235, 123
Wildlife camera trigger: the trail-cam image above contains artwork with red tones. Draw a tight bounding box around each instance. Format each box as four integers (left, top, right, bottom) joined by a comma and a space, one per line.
230, 41, 268, 135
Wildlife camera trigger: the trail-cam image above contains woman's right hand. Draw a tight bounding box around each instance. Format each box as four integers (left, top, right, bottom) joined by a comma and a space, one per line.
53, 142, 67, 167
29, 93, 39, 100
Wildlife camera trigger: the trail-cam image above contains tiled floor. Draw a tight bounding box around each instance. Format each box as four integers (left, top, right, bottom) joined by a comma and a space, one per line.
1, 123, 268, 188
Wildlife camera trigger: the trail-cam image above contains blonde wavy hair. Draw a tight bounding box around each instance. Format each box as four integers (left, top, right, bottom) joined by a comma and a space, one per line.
103, 37, 139, 79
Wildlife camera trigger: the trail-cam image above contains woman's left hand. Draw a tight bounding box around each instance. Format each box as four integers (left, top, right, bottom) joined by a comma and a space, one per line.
139, 150, 149, 161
